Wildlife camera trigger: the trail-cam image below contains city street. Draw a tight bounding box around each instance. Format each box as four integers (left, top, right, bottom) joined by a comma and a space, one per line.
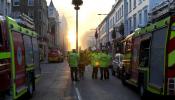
1, 0, 175, 100
30, 61, 140, 100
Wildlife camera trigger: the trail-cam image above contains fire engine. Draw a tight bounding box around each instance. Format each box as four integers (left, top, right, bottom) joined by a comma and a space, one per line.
0, 16, 40, 100
121, 1, 175, 96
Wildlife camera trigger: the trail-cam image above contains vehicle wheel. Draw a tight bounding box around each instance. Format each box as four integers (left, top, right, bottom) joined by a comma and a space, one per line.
27, 83, 33, 97
116, 69, 120, 78
139, 84, 146, 98
112, 70, 115, 76
27, 73, 35, 98
121, 73, 126, 85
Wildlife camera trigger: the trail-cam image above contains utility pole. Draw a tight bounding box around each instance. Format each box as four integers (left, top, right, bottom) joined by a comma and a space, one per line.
72, 0, 83, 52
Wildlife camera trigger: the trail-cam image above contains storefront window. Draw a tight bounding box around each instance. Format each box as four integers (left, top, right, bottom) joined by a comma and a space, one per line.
0, 24, 3, 47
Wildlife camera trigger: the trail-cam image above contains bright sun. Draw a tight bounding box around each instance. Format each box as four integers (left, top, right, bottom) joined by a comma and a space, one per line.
68, 30, 76, 50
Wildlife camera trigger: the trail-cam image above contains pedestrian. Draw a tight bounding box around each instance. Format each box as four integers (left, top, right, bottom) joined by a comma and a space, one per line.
91, 51, 99, 79
78, 50, 86, 80
68, 49, 79, 81
104, 52, 112, 79
99, 51, 112, 80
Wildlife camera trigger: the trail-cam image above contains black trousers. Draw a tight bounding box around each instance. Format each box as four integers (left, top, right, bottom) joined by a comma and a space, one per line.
70, 67, 78, 81
100, 67, 109, 80
92, 67, 98, 79
78, 64, 85, 79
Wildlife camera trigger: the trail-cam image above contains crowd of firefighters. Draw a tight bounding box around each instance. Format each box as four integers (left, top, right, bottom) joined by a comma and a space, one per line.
68, 49, 112, 81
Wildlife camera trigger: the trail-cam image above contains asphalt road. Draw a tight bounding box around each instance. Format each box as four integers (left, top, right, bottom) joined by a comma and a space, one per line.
30, 61, 140, 100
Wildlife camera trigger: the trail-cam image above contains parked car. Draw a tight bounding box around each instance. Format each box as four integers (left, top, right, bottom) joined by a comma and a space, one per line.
58, 51, 64, 62
48, 49, 64, 63
112, 53, 124, 78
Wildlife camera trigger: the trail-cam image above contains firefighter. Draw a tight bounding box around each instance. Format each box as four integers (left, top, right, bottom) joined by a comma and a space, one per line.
105, 51, 112, 79
91, 50, 99, 79
78, 50, 86, 80
99, 51, 112, 80
68, 49, 79, 81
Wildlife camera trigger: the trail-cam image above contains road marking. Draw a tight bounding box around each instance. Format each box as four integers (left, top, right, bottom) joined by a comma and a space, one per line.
75, 87, 82, 100
73, 82, 82, 100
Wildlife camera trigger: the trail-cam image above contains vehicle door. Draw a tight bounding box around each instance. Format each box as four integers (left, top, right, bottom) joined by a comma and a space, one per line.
149, 27, 167, 89
0, 20, 10, 92
32, 37, 41, 78
12, 31, 26, 94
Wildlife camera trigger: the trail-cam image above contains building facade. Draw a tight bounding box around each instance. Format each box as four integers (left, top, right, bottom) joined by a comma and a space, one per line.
96, 0, 149, 51
108, 0, 124, 42
98, 18, 107, 49
97, 0, 125, 51
96, 0, 170, 52
60, 15, 68, 53
12, 0, 48, 61
48, 0, 60, 49
0, 0, 12, 16
149, 0, 163, 10
126, 0, 149, 34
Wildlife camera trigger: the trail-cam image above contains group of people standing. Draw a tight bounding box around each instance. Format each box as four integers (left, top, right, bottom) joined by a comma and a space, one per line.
91, 50, 112, 80
68, 49, 112, 81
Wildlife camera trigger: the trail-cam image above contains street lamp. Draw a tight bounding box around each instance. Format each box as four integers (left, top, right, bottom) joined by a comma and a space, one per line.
72, 0, 83, 52
97, 14, 108, 15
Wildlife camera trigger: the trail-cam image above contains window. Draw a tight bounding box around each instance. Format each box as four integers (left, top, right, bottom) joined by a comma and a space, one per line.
28, 11, 34, 18
0, 24, 2, 47
150, 27, 167, 87
144, 8, 148, 25
139, 37, 151, 68
138, 0, 142, 5
118, 10, 120, 20
116, 12, 118, 22
28, 0, 34, 6
126, 2, 128, 13
119, 8, 121, 18
121, 5, 123, 17
23, 35, 33, 65
139, 11, 142, 26
133, 0, 136, 9
128, 17, 132, 33
129, 0, 132, 12
13, 0, 20, 6
113, 17, 115, 26
133, 14, 137, 30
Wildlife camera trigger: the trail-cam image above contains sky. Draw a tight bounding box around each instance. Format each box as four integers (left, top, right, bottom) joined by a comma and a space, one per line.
46, 0, 115, 49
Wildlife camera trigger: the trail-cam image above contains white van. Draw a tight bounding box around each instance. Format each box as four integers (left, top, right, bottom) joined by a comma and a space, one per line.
112, 53, 124, 78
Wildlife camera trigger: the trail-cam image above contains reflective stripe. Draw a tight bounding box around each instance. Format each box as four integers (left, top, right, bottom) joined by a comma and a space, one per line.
124, 53, 131, 59
0, 52, 10, 59
168, 38, 175, 53
26, 66, 34, 71
170, 31, 175, 40
147, 85, 162, 95
14, 88, 27, 99
168, 50, 175, 67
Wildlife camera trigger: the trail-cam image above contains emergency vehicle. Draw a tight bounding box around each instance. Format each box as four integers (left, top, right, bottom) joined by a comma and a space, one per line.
121, 1, 175, 96
0, 16, 40, 100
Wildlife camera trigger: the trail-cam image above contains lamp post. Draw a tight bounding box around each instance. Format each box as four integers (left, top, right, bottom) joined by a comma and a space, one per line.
97, 14, 108, 15
72, 0, 83, 52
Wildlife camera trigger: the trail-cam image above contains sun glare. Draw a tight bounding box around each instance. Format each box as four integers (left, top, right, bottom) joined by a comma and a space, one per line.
68, 30, 76, 49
